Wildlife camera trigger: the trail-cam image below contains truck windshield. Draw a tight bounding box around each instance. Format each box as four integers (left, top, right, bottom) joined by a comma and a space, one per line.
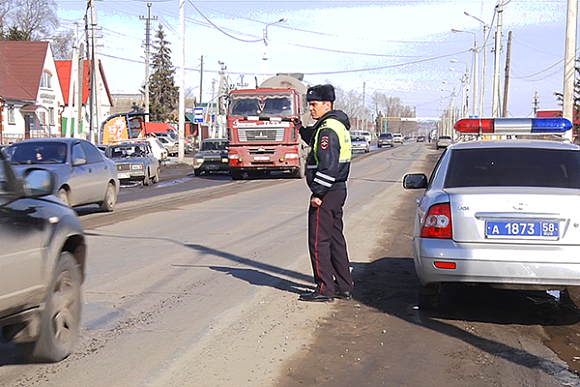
229, 94, 294, 117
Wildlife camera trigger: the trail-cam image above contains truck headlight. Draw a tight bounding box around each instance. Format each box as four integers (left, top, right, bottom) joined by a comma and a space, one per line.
195, 158, 204, 163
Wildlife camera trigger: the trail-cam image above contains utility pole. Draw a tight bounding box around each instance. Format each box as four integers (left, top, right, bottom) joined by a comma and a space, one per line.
199, 55, 204, 105
563, 0, 577, 141
139, 3, 157, 122
66, 23, 79, 138
491, 1, 503, 118
481, 23, 488, 117
210, 79, 216, 138
178, 0, 185, 161
502, 31, 512, 118
362, 82, 366, 132
89, 0, 101, 143
217, 61, 227, 138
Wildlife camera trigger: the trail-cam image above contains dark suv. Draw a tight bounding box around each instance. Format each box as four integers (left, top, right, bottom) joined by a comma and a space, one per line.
0, 153, 86, 362
377, 133, 394, 147
193, 138, 229, 176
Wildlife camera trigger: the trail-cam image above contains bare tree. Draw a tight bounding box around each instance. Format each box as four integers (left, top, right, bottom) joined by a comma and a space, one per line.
0, 0, 15, 30
335, 87, 363, 119
12, 0, 59, 40
372, 92, 414, 118
50, 30, 74, 60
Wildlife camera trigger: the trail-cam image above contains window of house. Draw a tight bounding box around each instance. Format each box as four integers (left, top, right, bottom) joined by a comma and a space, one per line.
7, 105, 15, 124
39, 111, 46, 125
48, 107, 55, 126
40, 71, 52, 89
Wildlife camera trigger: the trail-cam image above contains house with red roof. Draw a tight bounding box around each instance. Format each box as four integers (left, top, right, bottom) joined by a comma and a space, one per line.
0, 41, 64, 144
55, 59, 113, 140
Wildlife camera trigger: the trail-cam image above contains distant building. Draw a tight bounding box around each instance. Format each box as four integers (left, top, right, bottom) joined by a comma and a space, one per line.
55, 59, 113, 139
0, 41, 64, 143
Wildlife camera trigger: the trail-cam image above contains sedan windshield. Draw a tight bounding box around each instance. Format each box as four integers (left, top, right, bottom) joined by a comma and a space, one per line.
445, 148, 580, 189
6, 142, 67, 164
200, 141, 227, 151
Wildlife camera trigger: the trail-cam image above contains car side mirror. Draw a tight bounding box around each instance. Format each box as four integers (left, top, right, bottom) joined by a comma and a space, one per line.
403, 174, 428, 189
23, 168, 54, 197
73, 157, 87, 166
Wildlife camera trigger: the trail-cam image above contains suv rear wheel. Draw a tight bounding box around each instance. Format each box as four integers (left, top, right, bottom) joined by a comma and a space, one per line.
33, 252, 81, 362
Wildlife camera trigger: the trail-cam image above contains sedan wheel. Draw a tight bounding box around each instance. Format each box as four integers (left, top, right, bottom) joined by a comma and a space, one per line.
152, 167, 160, 183
57, 188, 70, 207
143, 169, 151, 186
33, 252, 81, 362
99, 183, 116, 212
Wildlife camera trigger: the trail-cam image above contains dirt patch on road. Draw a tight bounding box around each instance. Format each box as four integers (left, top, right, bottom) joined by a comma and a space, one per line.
278, 152, 580, 387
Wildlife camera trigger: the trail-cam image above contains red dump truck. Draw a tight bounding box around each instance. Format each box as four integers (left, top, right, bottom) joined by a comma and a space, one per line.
226, 74, 312, 180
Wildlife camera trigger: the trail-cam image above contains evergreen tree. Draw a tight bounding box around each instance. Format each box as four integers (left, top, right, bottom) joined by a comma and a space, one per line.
148, 24, 179, 122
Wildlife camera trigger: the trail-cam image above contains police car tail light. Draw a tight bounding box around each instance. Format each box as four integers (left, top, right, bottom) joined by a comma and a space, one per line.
421, 203, 452, 239
454, 118, 572, 135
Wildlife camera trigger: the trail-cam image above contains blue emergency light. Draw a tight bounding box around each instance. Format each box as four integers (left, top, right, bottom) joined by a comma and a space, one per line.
454, 118, 572, 134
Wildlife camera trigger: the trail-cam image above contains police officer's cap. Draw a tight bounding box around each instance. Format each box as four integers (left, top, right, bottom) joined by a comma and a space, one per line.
306, 84, 336, 102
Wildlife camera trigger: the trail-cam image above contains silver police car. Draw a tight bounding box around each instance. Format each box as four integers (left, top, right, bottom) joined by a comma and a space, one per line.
403, 118, 580, 309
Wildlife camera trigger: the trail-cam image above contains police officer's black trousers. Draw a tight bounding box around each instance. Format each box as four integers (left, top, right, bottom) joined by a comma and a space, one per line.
308, 189, 353, 297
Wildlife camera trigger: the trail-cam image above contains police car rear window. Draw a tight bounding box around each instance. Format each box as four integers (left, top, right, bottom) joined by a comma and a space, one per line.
444, 148, 580, 189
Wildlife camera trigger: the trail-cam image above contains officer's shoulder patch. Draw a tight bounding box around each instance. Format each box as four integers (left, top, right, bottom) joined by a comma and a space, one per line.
320, 136, 329, 150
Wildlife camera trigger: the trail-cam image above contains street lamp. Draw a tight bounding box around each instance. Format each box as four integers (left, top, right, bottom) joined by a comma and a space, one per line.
464, 11, 490, 117
262, 18, 287, 80
452, 28, 478, 117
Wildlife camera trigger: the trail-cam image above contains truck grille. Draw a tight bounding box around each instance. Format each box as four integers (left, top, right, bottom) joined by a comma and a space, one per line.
238, 128, 284, 142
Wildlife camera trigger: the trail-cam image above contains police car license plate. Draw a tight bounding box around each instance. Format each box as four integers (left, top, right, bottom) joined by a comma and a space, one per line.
485, 221, 559, 239
118, 173, 130, 179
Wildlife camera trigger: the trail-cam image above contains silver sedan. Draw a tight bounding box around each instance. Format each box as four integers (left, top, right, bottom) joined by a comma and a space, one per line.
404, 134, 580, 309
5, 138, 119, 211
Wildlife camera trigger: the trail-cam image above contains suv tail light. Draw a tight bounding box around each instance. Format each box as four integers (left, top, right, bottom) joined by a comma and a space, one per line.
421, 203, 452, 239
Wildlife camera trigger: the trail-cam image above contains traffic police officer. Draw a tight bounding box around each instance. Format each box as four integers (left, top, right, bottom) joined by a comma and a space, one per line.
298, 84, 353, 302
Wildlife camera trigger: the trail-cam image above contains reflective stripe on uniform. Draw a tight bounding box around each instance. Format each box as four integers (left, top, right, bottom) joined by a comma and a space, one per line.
316, 171, 336, 182
313, 178, 333, 187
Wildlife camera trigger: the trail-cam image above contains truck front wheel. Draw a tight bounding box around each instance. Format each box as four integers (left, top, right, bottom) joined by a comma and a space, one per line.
230, 170, 243, 180
293, 159, 306, 179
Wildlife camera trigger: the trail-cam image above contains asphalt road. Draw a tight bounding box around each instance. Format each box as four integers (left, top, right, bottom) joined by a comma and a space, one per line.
2, 142, 580, 387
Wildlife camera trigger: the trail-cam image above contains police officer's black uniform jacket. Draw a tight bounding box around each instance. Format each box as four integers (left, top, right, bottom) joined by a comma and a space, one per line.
299, 110, 351, 198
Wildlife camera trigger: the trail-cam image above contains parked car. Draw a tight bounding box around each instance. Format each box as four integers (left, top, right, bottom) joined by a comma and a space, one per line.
393, 133, 404, 144
416, 135, 426, 143
155, 132, 194, 153
105, 142, 160, 185
350, 131, 372, 143
435, 135, 453, 150
403, 117, 580, 310
156, 135, 179, 157
351, 136, 370, 153
5, 138, 119, 211
377, 133, 394, 148
0, 152, 86, 362
193, 138, 229, 176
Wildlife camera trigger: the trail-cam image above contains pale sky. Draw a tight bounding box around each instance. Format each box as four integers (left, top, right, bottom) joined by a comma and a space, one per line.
55, 0, 575, 118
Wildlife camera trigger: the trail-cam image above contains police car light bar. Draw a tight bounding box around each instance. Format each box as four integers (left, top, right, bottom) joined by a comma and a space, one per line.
454, 118, 572, 134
